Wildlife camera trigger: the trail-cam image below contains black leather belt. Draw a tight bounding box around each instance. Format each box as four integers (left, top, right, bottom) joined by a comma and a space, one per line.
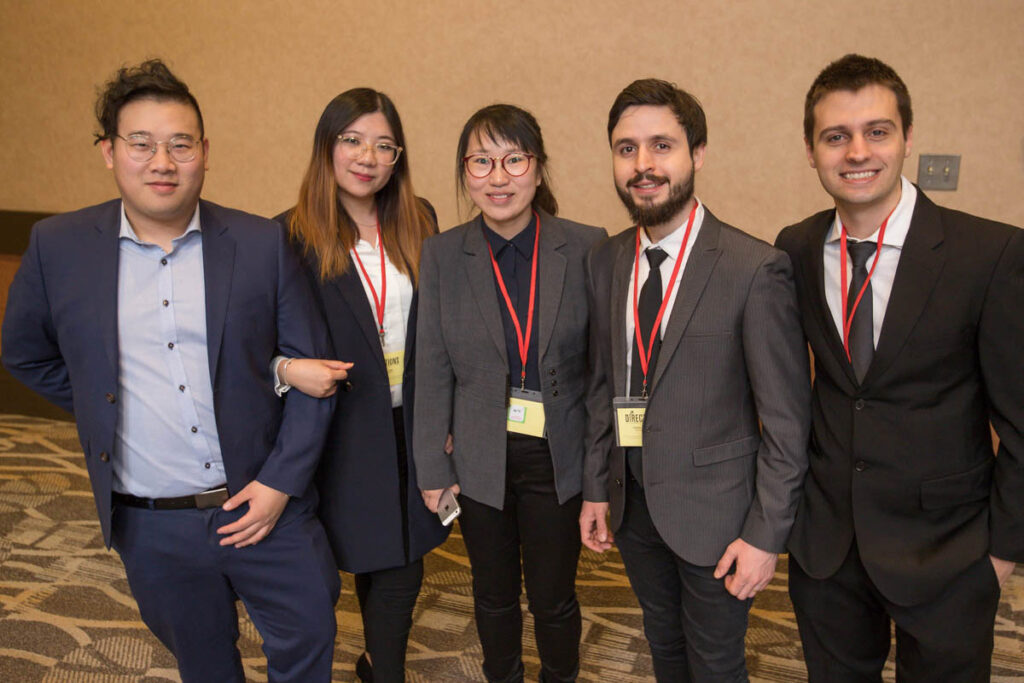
113, 485, 229, 510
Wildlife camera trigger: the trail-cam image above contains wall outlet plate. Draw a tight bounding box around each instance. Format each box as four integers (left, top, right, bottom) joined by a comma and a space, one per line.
917, 154, 960, 191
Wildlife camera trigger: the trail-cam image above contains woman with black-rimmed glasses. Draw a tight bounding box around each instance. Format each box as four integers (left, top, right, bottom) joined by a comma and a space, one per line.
414, 104, 607, 682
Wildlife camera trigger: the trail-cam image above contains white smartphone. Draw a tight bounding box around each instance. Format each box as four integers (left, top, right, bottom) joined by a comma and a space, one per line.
437, 488, 461, 526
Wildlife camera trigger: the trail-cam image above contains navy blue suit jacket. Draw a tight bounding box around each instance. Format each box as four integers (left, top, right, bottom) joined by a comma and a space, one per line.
1, 199, 335, 546
276, 205, 448, 574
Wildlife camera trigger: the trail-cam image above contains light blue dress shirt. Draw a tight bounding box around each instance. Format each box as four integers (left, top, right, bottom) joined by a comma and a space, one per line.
113, 205, 226, 497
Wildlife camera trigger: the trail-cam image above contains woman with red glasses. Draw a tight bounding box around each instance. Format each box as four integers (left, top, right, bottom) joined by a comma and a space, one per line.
414, 104, 606, 683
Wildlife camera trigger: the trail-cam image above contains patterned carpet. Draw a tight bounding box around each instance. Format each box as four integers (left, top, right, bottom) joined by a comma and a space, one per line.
0, 414, 1022, 682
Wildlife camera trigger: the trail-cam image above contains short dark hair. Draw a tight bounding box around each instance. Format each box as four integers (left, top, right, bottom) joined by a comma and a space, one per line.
455, 104, 558, 216
93, 59, 204, 144
607, 79, 707, 153
804, 54, 912, 145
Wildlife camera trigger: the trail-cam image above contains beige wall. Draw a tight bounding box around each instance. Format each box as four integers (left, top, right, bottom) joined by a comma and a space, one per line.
1, 0, 1022, 240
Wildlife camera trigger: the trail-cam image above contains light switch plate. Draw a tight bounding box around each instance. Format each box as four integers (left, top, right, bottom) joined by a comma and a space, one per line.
918, 154, 960, 191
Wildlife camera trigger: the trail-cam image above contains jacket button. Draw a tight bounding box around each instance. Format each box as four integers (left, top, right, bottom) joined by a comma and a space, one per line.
342, 381, 353, 392
551, 390, 559, 397
615, 478, 622, 486
855, 460, 867, 472
99, 452, 109, 462
105, 393, 116, 403
549, 369, 556, 376
855, 399, 865, 411
551, 380, 557, 386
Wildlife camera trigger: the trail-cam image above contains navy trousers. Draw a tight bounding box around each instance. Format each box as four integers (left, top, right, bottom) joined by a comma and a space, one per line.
110, 497, 340, 683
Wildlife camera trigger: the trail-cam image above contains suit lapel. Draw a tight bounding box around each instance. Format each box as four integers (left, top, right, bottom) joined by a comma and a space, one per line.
462, 218, 509, 364
536, 212, 567, 358
331, 268, 388, 375
200, 202, 236, 384
862, 193, 945, 386
651, 210, 722, 390
93, 201, 123, 381
804, 212, 860, 388
610, 234, 634, 397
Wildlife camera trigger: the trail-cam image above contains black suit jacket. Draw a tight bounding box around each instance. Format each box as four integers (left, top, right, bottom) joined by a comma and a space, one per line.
776, 189, 1024, 606
275, 203, 448, 574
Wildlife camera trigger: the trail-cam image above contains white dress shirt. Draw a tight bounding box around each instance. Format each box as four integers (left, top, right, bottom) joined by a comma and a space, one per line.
623, 200, 705, 395
351, 234, 414, 407
823, 176, 917, 348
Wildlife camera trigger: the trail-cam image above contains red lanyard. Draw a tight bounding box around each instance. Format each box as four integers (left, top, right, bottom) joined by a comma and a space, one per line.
632, 200, 698, 397
351, 213, 388, 345
486, 211, 540, 390
838, 205, 895, 362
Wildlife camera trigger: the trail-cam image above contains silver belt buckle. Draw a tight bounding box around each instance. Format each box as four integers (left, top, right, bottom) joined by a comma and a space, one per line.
194, 486, 229, 509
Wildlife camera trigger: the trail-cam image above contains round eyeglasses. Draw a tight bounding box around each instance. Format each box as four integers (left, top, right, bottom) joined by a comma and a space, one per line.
115, 134, 202, 163
337, 135, 403, 166
462, 152, 535, 179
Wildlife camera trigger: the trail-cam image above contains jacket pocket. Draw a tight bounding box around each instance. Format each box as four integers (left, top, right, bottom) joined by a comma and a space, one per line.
692, 435, 760, 467
919, 460, 992, 510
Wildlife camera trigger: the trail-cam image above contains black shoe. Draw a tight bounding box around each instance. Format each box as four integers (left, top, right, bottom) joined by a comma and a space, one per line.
355, 652, 374, 682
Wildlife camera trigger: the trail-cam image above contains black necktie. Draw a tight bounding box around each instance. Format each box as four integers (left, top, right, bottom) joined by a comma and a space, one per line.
627, 248, 668, 485
846, 241, 877, 383
630, 247, 669, 397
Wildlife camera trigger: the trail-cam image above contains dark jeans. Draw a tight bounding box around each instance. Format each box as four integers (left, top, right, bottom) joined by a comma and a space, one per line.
458, 434, 583, 683
615, 475, 751, 683
355, 559, 424, 683
789, 541, 1000, 683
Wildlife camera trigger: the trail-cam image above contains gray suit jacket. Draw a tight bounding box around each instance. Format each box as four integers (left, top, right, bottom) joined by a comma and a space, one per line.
584, 208, 811, 565
414, 211, 607, 508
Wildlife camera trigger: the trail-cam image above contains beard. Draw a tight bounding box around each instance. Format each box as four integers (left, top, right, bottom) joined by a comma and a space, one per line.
615, 170, 695, 229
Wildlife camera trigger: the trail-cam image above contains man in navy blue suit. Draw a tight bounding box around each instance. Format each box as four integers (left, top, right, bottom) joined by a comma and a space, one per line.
1, 59, 340, 682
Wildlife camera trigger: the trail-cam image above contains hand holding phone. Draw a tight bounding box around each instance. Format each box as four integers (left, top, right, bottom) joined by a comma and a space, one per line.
437, 488, 461, 526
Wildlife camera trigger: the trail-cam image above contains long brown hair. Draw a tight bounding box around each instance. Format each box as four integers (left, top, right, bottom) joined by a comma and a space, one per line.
290, 88, 434, 282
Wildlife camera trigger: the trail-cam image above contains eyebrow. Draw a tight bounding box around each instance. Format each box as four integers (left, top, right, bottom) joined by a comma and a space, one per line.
818, 118, 898, 139
341, 129, 396, 142
612, 133, 678, 147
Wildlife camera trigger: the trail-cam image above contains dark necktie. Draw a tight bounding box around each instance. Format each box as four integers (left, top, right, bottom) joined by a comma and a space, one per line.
628, 247, 668, 485
846, 241, 877, 383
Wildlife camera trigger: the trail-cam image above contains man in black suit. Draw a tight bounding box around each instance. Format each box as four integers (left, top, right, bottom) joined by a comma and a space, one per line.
775, 54, 1024, 682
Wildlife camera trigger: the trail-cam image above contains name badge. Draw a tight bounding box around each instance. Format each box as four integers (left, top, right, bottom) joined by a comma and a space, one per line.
384, 350, 404, 387
508, 387, 546, 438
614, 396, 646, 447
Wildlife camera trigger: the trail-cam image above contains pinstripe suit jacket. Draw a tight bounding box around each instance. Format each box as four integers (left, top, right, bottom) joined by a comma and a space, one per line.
584, 208, 811, 565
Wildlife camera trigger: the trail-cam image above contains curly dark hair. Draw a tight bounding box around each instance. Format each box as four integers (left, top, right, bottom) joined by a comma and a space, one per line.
93, 59, 203, 144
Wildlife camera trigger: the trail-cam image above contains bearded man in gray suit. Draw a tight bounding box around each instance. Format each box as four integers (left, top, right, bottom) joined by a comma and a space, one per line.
580, 79, 811, 682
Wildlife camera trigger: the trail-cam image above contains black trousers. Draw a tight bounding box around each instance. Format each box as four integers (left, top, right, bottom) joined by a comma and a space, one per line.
615, 475, 751, 683
789, 541, 1000, 683
458, 434, 583, 683
354, 559, 424, 683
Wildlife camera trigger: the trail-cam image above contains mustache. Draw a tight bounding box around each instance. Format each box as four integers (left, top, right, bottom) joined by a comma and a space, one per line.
626, 172, 669, 188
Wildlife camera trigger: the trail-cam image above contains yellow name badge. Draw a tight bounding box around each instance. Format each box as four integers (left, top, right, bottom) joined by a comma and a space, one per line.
384, 350, 404, 387
613, 396, 646, 447
507, 388, 546, 438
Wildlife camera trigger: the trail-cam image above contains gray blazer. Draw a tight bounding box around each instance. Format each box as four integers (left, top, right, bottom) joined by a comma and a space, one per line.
584, 208, 811, 565
414, 211, 607, 508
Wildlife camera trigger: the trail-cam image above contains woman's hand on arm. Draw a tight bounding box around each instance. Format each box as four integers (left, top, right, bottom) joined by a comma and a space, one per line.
278, 358, 354, 398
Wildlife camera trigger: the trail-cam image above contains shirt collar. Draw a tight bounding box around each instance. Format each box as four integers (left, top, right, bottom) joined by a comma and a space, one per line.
481, 212, 538, 258
826, 176, 917, 248
638, 198, 705, 259
118, 202, 202, 245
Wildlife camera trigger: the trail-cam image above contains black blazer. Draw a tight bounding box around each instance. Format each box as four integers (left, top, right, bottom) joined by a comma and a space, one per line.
776, 188, 1024, 606
275, 203, 448, 574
